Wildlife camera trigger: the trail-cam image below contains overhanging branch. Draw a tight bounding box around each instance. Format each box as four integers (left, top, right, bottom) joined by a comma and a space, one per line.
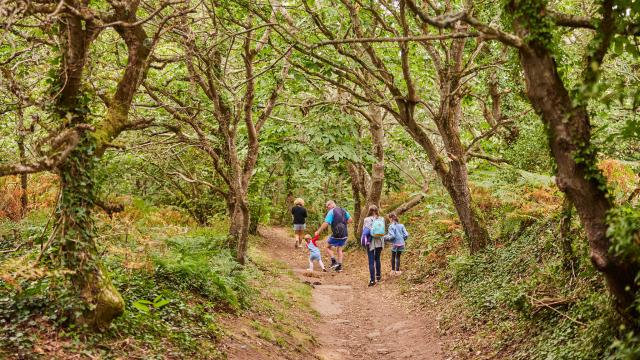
312, 33, 479, 46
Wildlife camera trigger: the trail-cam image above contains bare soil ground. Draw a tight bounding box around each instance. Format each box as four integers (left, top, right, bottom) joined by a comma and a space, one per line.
259, 227, 443, 360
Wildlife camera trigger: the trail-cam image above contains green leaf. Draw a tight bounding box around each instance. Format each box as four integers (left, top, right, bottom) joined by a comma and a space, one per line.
153, 299, 170, 309
132, 301, 150, 313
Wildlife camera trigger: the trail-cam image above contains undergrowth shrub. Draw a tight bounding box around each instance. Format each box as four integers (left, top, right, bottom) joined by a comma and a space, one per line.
152, 229, 253, 310
1, 199, 250, 358
502, 121, 553, 174
449, 218, 620, 359
606, 204, 640, 358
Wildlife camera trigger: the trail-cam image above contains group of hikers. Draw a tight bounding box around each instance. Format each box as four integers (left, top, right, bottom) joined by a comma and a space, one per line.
291, 198, 409, 286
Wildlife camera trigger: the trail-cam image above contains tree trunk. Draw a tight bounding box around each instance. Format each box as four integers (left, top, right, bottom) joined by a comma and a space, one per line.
235, 195, 251, 265
365, 105, 385, 210
228, 196, 242, 248
16, 100, 28, 216
347, 163, 363, 240
394, 98, 488, 253
516, 36, 638, 317
354, 105, 386, 240
444, 157, 489, 253
56, 135, 124, 330
17, 137, 28, 217
435, 37, 489, 253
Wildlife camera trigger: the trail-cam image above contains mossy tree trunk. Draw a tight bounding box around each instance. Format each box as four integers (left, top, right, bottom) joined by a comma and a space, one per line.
47, 0, 153, 329
56, 135, 124, 329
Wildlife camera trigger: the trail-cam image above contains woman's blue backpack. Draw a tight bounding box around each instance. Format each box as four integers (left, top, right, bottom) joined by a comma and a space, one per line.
371, 217, 385, 237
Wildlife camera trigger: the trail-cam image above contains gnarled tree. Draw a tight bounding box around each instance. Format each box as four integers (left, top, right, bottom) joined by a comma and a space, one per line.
146, 1, 292, 264
0, 0, 181, 329
411, 0, 640, 318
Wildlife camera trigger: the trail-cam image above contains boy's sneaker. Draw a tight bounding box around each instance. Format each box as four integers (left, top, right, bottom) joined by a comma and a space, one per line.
330, 258, 337, 268
322, 268, 327, 272
334, 264, 342, 272
368, 280, 375, 287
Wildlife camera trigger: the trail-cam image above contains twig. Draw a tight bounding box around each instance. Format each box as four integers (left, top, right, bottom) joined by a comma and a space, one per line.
0, 242, 29, 254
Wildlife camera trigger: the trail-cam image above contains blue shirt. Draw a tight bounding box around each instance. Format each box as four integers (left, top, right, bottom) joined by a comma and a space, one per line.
324, 207, 351, 224
388, 223, 409, 247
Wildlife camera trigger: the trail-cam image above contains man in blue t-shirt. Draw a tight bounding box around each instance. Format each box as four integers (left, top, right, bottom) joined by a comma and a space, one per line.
314, 200, 352, 272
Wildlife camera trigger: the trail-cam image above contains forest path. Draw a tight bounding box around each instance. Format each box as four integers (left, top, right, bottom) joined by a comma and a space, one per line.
259, 227, 443, 360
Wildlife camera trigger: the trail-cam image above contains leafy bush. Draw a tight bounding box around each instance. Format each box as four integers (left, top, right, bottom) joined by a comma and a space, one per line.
152, 230, 253, 310
502, 121, 554, 174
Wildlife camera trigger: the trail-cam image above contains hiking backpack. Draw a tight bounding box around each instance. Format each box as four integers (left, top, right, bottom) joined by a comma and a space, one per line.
371, 217, 385, 237
331, 207, 348, 239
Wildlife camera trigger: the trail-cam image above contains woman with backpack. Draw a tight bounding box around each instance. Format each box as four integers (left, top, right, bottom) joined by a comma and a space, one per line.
362, 205, 386, 286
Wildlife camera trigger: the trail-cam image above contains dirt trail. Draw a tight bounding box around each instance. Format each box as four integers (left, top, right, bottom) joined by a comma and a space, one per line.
260, 227, 442, 360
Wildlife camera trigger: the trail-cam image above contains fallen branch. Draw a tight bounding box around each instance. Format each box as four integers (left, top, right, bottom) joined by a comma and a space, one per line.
387, 184, 429, 217
527, 295, 585, 326
95, 199, 125, 217
468, 152, 512, 165
0, 229, 29, 254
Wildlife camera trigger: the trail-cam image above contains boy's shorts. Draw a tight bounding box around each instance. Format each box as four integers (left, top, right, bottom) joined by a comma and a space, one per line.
391, 245, 405, 253
309, 254, 321, 261
327, 237, 347, 247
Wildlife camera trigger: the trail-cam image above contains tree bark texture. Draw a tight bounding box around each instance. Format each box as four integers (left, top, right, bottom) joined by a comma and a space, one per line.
46, 1, 152, 328
347, 163, 364, 240
355, 105, 386, 240
48, 7, 127, 329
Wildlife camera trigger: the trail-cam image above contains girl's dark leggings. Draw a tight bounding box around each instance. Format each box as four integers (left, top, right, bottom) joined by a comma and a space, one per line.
367, 247, 382, 281
391, 251, 401, 271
